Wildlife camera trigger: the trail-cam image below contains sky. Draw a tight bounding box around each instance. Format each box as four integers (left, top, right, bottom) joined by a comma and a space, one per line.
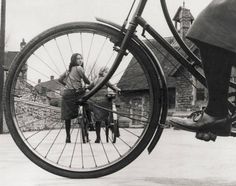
2, 0, 213, 85
4, 0, 212, 51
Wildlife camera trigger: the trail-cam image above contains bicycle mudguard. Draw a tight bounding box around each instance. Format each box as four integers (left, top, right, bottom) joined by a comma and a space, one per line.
96, 17, 123, 30
96, 17, 169, 154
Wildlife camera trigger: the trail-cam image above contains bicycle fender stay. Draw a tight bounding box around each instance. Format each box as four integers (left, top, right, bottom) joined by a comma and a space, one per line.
96, 17, 168, 154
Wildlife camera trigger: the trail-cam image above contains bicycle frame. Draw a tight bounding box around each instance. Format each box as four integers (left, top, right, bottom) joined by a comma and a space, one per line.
84, 0, 206, 103
85, 0, 236, 151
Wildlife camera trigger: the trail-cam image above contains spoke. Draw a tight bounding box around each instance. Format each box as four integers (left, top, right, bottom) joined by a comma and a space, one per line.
104, 51, 115, 69
88, 141, 97, 167
42, 44, 61, 74
102, 127, 112, 143
33, 53, 60, 76
26, 65, 63, 92
121, 128, 140, 138
99, 138, 110, 164
69, 126, 80, 168
45, 123, 64, 158
54, 36, 78, 91
88, 36, 108, 79
80, 127, 84, 169
27, 65, 56, 82
85, 33, 95, 69
102, 127, 122, 157
67, 34, 74, 54
78, 107, 85, 169
57, 126, 76, 164
54, 38, 67, 70
30, 121, 60, 150
117, 136, 132, 148
25, 130, 42, 141
80, 33, 84, 58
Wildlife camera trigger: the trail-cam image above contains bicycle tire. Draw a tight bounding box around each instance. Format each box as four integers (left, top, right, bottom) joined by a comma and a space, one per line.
4, 22, 164, 178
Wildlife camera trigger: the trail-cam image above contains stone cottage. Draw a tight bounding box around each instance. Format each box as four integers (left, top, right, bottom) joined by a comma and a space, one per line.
35, 76, 63, 106
117, 5, 205, 126
30, 5, 236, 128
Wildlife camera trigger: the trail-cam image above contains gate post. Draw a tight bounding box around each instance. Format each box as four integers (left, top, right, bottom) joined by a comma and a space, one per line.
0, 0, 6, 134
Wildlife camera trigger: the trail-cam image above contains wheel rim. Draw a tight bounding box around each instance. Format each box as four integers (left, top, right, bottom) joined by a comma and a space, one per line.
5, 23, 160, 177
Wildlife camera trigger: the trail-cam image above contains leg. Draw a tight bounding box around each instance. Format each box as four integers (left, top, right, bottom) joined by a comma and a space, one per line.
105, 118, 109, 143
65, 119, 71, 143
86, 109, 95, 131
95, 121, 101, 143
171, 41, 236, 137
85, 103, 95, 131
197, 41, 234, 117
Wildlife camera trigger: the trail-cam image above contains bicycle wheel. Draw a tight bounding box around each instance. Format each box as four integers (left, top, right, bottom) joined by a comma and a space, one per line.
4, 22, 164, 178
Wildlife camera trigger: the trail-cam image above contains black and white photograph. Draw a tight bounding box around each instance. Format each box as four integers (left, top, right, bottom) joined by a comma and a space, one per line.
1, 0, 236, 185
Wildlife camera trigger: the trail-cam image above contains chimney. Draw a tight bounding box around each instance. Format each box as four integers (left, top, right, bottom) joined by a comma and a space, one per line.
180, 7, 192, 39
50, 75, 54, 80
38, 79, 41, 84
173, 4, 194, 40
20, 38, 26, 50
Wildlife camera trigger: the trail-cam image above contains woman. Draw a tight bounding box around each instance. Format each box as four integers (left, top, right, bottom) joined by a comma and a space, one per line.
59, 53, 90, 143
170, 0, 236, 141
89, 67, 120, 143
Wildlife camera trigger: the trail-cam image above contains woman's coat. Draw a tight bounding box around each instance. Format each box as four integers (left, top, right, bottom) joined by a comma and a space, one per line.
187, 0, 236, 53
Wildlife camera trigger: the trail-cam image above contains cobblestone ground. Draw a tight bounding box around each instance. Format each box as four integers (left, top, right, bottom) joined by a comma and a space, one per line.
1, 129, 236, 186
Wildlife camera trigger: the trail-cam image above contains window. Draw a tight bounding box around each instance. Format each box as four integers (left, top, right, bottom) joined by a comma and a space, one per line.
196, 88, 205, 101
168, 88, 176, 109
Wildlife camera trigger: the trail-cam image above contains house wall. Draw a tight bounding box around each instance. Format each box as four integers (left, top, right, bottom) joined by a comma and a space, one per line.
175, 68, 195, 112
117, 91, 150, 127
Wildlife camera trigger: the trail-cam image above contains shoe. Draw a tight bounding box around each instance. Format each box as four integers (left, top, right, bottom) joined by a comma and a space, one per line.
170, 112, 231, 136
66, 136, 71, 143
195, 131, 217, 142
95, 138, 100, 143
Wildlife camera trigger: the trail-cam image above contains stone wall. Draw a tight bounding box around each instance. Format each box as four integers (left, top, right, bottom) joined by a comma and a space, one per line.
4, 98, 63, 133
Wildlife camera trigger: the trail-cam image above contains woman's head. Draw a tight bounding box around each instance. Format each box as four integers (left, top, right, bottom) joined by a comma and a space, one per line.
69, 53, 83, 72
99, 67, 109, 77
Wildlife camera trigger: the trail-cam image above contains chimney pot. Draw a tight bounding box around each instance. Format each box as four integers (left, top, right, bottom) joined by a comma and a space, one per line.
20, 38, 26, 50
